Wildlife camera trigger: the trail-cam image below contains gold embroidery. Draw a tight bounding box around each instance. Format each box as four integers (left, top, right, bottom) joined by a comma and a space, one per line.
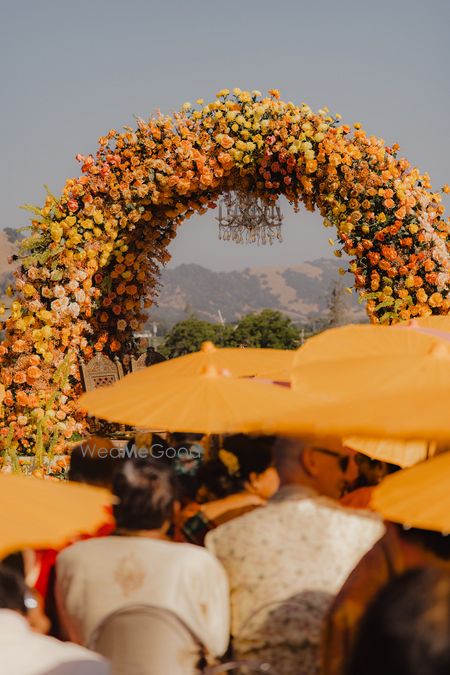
114, 552, 146, 597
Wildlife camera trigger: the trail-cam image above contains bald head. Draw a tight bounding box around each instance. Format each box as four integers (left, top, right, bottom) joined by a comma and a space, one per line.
273, 436, 358, 500
273, 437, 309, 483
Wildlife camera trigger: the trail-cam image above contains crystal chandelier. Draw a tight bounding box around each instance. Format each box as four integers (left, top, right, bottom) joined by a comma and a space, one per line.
216, 192, 283, 245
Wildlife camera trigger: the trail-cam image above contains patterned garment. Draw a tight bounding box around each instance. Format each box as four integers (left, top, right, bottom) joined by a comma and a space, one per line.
56, 536, 230, 659
206, 486, 384, 675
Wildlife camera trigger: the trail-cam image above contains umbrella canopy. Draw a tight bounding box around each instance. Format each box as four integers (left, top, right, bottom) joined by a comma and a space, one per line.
399, 316, 450, 341
78, 364, 295, 434
262, 338, 450, 440
139, 341, 295, 380
343, 437, 436, 468
371, 452, 450, 533
0, 474, 113, 558
288, 320, 448, 401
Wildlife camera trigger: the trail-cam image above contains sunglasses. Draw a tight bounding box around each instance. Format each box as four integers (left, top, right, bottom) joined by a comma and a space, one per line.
312, 447, 351, 473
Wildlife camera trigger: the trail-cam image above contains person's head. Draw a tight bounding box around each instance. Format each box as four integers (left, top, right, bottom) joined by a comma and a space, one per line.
274, 436, 358, 500
347, 567, 450, 675
351, 453, 400, 489
68, 436, 124, 489
113, 457, 177, 533
0, 564, 27, 614
198, 435, 279, 501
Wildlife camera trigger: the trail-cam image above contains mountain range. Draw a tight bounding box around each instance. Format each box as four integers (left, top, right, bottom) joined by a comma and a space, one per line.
0, 229, 365, 329
148, 259, 365, 328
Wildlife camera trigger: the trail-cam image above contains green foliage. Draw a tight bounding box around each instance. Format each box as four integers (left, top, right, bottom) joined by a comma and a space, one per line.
162, 315, 234, 358
162, 309, 300, 356
230, 309, 300, 349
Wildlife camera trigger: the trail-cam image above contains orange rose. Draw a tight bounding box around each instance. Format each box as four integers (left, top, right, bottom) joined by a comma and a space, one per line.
16, 391, 29, 406
4, 390, 13, 406
110, 339, 121, 352
26, 366, 42, 381
13, 371, 26, 384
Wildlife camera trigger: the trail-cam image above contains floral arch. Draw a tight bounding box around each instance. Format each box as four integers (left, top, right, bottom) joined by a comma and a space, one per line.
0, 88, 449, 463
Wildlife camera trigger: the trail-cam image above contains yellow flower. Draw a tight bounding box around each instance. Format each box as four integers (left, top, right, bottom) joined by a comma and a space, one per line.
239, 91, 252, 103
23, 284, 35, 297
50, 224, 63, 242
216, 89, 230, 98
233, 88, 242, 96
182, 102, 191, 111
93, 210, 104, 224
218, 449, 240, 476
196, 98, 204, 105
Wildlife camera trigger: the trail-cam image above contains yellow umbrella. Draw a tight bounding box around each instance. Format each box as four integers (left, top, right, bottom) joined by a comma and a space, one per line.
371, 451, 450, 533
343, 437, 436, 468
263, 340, 450, 440
399, 316, 450, 341
141, 341, 295, 380
0, 474, 113, 558
78, 364, 295, 434
291, 324, 448, 399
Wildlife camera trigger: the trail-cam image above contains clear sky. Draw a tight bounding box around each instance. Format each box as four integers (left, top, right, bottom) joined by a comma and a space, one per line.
1, 0, 449, 271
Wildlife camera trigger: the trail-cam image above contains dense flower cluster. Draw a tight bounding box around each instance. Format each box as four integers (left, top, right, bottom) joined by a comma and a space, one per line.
0, 89, 448, 462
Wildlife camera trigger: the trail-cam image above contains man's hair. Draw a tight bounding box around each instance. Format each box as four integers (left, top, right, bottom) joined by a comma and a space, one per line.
68, 436, 123, 488
198, 434, 277, 499
113, 457, 177, 531
347, 567, 450, 675
0, 564, 27, 614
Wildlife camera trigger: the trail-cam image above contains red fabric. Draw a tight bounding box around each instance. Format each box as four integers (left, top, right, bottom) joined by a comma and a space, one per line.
340, 486, 374, 510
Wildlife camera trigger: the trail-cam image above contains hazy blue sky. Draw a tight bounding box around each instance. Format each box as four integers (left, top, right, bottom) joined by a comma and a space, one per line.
1, 0, 449, 270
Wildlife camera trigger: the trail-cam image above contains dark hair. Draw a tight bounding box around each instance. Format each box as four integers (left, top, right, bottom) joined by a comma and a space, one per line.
0, 564, 27, 614
398, 524, 450, 561
113, 457, 177, 531
198, 435, 276, 500
68, 436, 124, 488
347, 567, 450, 675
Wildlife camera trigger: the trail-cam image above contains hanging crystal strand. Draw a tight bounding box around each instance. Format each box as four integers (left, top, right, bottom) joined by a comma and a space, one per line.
216, 192, 283, 244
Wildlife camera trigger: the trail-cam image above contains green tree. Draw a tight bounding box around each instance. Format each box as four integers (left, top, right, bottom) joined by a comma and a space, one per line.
162, 316, 233, 358
231, 309, 300, 349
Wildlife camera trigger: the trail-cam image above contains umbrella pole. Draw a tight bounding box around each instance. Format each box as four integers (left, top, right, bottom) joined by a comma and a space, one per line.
203, 435, 211, 461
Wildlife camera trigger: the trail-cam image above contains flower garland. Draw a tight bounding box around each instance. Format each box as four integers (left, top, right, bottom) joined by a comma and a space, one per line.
0, 88, 448, 464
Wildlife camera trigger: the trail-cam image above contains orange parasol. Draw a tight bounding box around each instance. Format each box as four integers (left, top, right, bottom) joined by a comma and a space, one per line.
78, 364, 295, 434
371, 451, 450, 533
0, 474, 113, 558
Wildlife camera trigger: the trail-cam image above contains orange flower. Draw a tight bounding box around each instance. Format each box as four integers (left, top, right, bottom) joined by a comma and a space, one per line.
26, 366, 42, 381
110, 339, 121, 352
13, 371, 26, 384
218, 135, 234, 150
16, 391, 29, 406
